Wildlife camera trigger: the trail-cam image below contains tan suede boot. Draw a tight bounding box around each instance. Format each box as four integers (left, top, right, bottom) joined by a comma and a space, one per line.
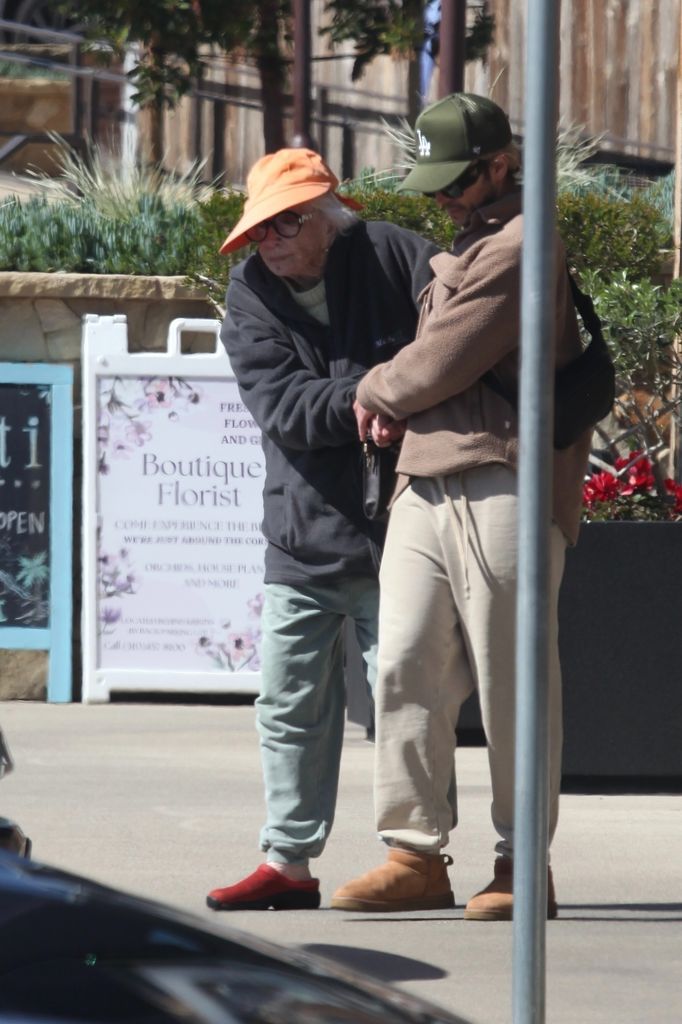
331, 849, 455, 912
463, 856, 558, 921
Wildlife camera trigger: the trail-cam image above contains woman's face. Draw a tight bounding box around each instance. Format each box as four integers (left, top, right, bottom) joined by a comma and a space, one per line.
255, 202, 337, 286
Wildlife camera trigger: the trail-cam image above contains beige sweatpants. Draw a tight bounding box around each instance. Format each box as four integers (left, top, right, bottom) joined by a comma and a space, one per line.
374, 464, 567, 858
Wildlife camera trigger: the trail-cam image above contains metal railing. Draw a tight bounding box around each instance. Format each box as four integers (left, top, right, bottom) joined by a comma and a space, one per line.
0, 19, 128, 166
0, 17, 410, 182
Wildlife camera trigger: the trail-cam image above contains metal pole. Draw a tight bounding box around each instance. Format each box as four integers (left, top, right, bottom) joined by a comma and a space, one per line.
438, 0, 466, 96
121, 47, 139, 174
212, 92, 226, 182
668, 4, 682, 481
70, 40, 84, 150
291, 0, 316, 149
512, 0, 561, 1022
674, 5, 682, 284
191, 66, 203, 165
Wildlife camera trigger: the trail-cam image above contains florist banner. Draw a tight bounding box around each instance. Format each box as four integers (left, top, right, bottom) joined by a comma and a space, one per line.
82, 315, 265, 702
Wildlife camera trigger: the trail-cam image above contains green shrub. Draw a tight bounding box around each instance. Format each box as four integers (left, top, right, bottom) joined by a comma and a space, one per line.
640, 170, 675, 228
0, 176, 670, 329
556, 147, 675, 234
347, 188, 455, 250
341, 167, 404, 193
580, 269, 682, 389
0, 196, 203, 275
0, 59, 68, 80
557, 191, 670, 282
184, 191, 247, 312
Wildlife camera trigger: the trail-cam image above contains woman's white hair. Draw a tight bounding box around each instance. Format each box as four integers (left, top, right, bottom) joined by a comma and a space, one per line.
306, 192, 360, 233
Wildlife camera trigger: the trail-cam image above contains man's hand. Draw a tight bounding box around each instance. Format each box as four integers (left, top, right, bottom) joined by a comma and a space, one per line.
354, 400, 406, 447
370, 414, 406, 447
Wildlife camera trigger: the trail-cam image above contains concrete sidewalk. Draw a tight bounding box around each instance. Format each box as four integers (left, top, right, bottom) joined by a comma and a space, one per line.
1, 700, 680, 1023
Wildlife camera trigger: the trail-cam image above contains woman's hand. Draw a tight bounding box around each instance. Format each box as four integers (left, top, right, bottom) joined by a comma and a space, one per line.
353, 399, 374, 441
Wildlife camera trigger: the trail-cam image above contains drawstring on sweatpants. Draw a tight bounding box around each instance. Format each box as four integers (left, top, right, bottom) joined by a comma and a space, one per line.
441, 475, 470, 597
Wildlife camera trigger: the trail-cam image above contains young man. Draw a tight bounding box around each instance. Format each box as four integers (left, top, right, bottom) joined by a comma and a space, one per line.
333, 94, 590, 920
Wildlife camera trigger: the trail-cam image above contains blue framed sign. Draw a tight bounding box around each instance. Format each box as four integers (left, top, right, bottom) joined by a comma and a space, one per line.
0, 363, 73, 702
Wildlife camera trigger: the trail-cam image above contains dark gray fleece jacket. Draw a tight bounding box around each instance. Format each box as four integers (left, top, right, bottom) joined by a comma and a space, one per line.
221, 219, 438, 584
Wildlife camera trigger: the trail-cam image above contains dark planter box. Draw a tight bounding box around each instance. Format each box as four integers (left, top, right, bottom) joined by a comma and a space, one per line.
457, 521, 682, 786
559, 521, 681, 782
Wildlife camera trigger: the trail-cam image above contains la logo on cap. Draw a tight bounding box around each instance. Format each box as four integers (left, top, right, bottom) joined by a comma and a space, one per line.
417, 129, 431, 157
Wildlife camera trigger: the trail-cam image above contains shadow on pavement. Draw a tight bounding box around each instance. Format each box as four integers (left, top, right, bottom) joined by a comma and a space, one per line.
559, 902, 682, 922
323, 913, 461, 923
301, 943, 448, 982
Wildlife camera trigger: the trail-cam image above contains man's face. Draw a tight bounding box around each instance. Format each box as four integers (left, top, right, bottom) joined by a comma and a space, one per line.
433, 158, 507, 227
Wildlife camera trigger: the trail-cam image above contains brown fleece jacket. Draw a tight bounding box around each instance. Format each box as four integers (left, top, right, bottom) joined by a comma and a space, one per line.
357, 190, 590, 544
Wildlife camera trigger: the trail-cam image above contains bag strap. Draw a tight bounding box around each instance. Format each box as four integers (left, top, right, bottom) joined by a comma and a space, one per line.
480, 367, 512, 403
566, 267, 603, 344
481, 265, 605, 406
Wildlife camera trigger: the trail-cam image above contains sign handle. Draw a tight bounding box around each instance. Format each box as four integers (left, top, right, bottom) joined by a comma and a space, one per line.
165, 319, 222, 358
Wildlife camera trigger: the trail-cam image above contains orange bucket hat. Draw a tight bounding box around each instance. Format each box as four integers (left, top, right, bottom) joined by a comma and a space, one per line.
219, 148, 362, 255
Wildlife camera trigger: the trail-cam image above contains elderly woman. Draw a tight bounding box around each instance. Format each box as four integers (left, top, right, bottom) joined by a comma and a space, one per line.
206, 148, 438, 910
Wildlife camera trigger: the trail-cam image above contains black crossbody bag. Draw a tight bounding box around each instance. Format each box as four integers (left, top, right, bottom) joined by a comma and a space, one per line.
482, 271, 616, 450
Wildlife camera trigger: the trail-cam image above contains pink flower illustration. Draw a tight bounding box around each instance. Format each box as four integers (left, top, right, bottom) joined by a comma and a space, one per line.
125, 419, 152, 446
140, 379, 173, 409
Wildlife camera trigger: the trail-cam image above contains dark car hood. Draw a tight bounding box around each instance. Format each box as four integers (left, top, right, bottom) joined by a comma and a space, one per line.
0, 852, 468, 1024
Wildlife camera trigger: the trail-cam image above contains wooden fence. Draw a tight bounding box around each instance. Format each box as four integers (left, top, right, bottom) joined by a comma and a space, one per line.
1, 1, 679, 187
156, 0, 680, 187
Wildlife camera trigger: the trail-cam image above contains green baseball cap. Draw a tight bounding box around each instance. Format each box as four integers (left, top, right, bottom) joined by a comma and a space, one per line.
398, 92, 512, 194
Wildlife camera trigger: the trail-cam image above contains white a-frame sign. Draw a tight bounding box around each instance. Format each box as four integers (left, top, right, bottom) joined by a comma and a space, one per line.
82, 315, 265, 702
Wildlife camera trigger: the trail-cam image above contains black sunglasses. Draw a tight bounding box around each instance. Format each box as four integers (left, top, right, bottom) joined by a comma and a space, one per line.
425, 160, 487, 199
246, 210, 313, 243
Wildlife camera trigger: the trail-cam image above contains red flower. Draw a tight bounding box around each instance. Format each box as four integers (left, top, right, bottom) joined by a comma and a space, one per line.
583, 471, 620, 508
664, 479, 682, 515
615, 451, 655, 496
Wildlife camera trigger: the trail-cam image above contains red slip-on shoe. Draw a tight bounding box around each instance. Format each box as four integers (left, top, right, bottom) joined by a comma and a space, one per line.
206, 864, 321, 911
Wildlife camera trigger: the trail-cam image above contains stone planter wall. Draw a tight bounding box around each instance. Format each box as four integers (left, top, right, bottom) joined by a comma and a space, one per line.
0, 272, 216, 701
0, 271, 217, 361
